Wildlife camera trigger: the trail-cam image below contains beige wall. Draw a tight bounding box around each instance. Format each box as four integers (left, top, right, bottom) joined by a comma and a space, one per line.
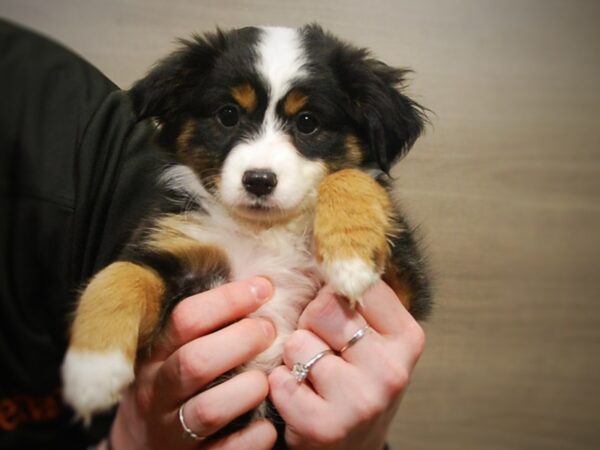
2, 1, 599, 449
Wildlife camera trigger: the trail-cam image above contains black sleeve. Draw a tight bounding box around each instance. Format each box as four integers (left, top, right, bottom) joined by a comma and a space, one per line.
0, 19, 163, 449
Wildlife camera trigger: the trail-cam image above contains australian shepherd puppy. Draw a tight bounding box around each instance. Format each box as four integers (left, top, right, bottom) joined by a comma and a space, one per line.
61, 24, 431, 427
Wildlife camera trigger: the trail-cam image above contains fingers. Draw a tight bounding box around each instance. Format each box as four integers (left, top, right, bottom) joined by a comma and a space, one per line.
297, 286, 368, 349
272, 281, 426, 450
156, 277, 273, 360
155, 317, 276, 406
296, 285, 392, 374
269, 365, 330, 435
203, 419, 277, 450
358, 281, 426, 367
355, 280, 419, 338
299, 281, 425, 367
281, 329, 358, 401
271, 321, 415, 449
180, 370, 269, 441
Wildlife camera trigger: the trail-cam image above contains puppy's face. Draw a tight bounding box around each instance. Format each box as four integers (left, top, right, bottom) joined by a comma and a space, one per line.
131, 25, 425, 223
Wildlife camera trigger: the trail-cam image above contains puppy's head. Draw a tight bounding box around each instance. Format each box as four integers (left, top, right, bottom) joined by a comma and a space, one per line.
131, 25, 426, 223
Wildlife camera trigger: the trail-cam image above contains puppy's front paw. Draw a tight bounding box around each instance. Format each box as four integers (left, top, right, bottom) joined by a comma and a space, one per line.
322, 258, 381, 307
61, 349, 134, 424
314, 169, 393, 307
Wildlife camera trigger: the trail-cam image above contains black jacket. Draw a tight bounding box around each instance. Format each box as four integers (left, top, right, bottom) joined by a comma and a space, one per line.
0, 20, 163, 449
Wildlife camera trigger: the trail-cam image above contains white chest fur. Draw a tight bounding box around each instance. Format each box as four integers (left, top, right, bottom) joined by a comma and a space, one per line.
175, 209, 322, 372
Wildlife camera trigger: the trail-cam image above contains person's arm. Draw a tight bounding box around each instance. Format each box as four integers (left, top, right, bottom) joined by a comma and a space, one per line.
270, 281, 425, 450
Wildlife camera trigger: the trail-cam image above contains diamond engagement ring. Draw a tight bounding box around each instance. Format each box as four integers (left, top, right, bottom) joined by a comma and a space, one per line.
291, 349, 335, 383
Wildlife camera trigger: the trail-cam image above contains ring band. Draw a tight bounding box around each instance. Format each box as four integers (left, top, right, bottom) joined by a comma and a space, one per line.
178, 402, 206, 441
339, 325, 371, 353
292, 349, 335, 383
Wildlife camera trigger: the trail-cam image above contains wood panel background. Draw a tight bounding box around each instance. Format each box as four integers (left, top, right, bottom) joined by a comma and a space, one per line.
2, 1, 599, 449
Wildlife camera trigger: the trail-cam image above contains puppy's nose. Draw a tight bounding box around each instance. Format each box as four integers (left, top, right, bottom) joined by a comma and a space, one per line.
242, 169, 278, 197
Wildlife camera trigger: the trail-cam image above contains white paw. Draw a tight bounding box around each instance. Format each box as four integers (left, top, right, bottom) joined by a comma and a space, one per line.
322, 258, 381, 307
61, 349, 134, 424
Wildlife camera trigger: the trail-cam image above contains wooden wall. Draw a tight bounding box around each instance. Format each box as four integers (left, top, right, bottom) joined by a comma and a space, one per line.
2, 1, 599, 448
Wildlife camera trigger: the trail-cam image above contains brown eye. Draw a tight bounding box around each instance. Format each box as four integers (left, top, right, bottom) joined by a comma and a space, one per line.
217, 104, 240, 127
296, 112, 319, 134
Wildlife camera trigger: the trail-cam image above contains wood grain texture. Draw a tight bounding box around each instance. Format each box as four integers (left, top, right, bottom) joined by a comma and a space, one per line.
2, 1, 599, 448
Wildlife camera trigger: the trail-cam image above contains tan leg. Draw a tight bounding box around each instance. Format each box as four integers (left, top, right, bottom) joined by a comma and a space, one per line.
62, 262, 164, 422
314, 169, 393, 306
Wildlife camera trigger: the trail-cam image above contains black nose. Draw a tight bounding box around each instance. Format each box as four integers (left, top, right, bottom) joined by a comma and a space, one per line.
242, 169, 278, 197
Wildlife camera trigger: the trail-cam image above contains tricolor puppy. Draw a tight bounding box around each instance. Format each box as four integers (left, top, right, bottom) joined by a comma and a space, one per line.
62, 24, 432, 425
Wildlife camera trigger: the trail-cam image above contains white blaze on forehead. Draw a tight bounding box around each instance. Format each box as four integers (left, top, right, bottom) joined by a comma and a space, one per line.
218, 27, 323, 217
257, 26, 308, 127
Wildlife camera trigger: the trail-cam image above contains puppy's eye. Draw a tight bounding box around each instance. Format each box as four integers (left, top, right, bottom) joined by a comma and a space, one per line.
217, 105, 240, 127
296, 112, 319, 135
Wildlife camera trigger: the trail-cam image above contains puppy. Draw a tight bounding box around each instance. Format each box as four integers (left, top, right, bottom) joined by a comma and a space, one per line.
61, 24, 431, 426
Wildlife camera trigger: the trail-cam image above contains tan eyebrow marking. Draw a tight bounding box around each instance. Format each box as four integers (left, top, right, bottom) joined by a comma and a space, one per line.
231, 83, 257, 112
283, 90, 309, 116
176, 119, 196, 153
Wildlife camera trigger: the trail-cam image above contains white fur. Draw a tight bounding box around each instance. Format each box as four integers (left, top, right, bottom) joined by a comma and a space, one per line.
218, 27, 322, 218
257, 26, 308, 129
62, 349, 134, 423
160, 164, 211, 200
220, 131, 326, 214
168, 200, 322, 374
163, 163, 379, 374
322, 258, 381, 307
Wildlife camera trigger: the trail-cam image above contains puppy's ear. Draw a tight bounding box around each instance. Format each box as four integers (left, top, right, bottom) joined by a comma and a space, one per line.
360, 62, 427, 172
331, 45, 427, 172
129, 31, 227, 122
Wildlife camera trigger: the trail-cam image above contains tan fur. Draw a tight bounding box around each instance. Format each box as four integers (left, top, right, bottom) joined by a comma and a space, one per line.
176, 119, 196, 152
345, 134, 364, 165
231, 83, 257, 112
176, 120, 201, 167
69, 215, 230, 362
283, 90, 309, 116
147, 215, 231, 278
176, 121, 221, 190
69, 262, 165, 361
315, 169, 392, 272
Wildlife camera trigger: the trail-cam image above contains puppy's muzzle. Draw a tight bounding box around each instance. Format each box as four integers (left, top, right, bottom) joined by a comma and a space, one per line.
242, 169, 278, 197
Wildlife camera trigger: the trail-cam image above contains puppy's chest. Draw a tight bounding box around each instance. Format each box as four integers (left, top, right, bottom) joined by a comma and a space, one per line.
177, 215, 322, 329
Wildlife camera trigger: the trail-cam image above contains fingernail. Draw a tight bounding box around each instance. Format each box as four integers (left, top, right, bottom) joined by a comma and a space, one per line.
250, 277, 273, 302
257, 318, 276, 340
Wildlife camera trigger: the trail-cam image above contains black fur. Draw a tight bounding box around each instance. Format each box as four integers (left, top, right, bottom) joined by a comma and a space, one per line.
120, 240, 230, 335
301, 24, 427, 172
130, 25, 426, 174
130, 27, 263, 149
122, 24, 431, 446
130, 27, 262, 121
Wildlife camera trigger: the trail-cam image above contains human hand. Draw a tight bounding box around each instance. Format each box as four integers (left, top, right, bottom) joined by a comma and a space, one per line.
109, 277, 278, 450
269, 281, 426, 450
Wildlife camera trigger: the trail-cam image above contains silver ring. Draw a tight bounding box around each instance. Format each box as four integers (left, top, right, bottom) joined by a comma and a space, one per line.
339, 325, 371, 353
292, 349, 335, 383
178, 402, 206, 441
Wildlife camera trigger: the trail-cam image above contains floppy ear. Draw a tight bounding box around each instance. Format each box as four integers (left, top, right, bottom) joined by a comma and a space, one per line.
129, 31, 227, 122
361, 62, 427, 172
331, 46, 427, 172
